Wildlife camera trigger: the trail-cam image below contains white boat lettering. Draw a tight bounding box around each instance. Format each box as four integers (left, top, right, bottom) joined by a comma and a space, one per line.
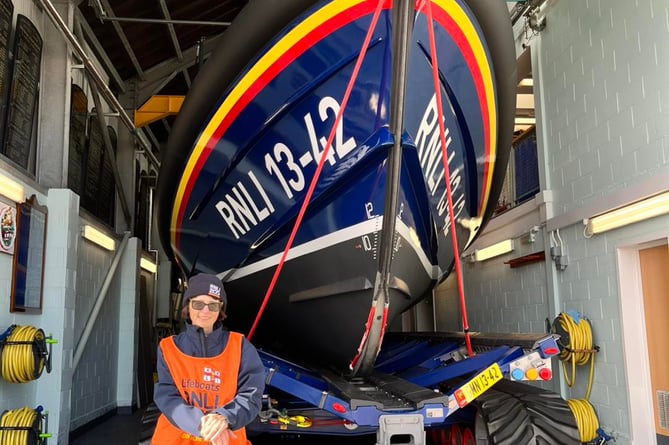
265, 142, 306, 199
440, 193, 466, 237
393, 236, 402, 253
416, 95, 457, 196
304, 104, 336, 166
262, 96, 357, 201
365, 202, 377, 219
248, 170, 275, 214
215, 170, 276, 239
416, 94, 467, 237
362, 235, 373, 251
307, 96, 357, 161
436, 168, 462, 217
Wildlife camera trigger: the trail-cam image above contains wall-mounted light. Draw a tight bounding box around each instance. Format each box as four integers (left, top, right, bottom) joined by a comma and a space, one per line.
514, 117, 536, 126
474, 239, 515, 262
140, 257, 157, 273
585, 191, 669, 235
82, 224, 116, 251
0, 173, 26, 203
518, 77, 534, 88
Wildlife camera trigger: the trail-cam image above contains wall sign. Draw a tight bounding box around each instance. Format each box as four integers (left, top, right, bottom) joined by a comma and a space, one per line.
1, 14, 42, 172
82, 113, 103, 212
0, 201, 16, 254
0, 0, 13, 148
10, 195, 47, 313
68, 84, 88, 196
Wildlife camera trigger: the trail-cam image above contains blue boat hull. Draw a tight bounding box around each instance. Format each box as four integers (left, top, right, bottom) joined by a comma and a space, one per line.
156, 0, 516, 372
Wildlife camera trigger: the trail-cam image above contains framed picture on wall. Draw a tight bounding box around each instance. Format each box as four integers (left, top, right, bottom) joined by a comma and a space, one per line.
0, 199, 16, 255
10, 195, 47, 313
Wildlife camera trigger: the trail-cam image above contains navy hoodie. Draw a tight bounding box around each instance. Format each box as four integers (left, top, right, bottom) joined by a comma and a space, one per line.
153, 322, 265, 436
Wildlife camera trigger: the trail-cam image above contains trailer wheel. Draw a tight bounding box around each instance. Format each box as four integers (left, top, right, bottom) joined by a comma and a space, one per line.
450, 424, 462, 445
462, 427, 475, 445
472, 380, 580, 445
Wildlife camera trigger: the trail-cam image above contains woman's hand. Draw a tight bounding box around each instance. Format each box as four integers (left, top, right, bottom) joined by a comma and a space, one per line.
209, 429, 237, 445
199, 413, 235, 444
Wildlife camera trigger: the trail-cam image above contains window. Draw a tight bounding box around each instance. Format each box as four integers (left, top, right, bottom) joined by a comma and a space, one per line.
494, 126, 539, 216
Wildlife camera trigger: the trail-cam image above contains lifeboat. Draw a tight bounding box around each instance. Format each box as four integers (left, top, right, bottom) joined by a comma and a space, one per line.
155, 0, 516, 375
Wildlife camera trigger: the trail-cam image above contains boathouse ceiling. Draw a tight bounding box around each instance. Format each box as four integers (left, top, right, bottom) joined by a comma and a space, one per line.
74, 0, 534, 151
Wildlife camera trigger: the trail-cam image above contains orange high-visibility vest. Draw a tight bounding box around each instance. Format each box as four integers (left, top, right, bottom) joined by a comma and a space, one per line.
151, 332, 250, 445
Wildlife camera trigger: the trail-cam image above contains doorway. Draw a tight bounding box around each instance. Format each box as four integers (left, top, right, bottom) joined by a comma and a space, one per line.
618, 239, 669, 445
639, 245, 669, 444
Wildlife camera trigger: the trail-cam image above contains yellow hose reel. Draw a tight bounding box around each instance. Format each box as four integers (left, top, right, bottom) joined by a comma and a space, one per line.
0, 325, 57, 383
0, 406, 52, 445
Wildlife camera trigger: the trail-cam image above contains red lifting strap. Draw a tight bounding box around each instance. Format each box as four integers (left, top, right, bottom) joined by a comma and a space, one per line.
421, 0, 473, 357
248, 0, 387, 341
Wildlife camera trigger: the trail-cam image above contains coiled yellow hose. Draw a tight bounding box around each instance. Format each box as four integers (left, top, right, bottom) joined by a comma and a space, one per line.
0, 407, 40, 445
555, 312, 599, 442
1, 326, 46, 383
567, 398, 599, 443
556, 312, 595, 399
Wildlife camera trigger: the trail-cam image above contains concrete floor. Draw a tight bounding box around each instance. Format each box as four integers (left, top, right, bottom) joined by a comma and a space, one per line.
69, 410, 144, 445
67, 408, 378, 445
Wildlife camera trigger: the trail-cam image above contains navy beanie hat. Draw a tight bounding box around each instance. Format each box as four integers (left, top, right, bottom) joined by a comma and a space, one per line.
182, 273, 227, 309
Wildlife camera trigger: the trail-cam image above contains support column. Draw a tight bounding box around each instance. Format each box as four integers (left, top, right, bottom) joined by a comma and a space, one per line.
37, 0, 74, 188
117, 236, 141, 411
115, 82, 139, 233
35, 188, 79, 444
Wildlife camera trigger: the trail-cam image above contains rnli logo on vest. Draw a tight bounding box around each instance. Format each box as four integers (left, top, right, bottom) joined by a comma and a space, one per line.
182, 366, 223, 410
203, 367, 221, 384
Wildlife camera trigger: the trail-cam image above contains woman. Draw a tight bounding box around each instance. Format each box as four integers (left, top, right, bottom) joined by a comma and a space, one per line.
152, 273, 265, 445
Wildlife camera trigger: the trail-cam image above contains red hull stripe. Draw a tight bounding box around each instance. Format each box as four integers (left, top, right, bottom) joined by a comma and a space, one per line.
171, 0, 495, 250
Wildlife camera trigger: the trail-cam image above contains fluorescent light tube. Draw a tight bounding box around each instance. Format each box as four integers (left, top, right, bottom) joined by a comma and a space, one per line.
140, 257, 157, 273
0, 173, 26, 203
474, 239, 514, 262
514, 117, 536, 125
82, 224, 116, 251
586, 191, 669, 235
518, 77, 534, 87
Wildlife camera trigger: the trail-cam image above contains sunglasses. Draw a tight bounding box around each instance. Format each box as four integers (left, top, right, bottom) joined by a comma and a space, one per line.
190, 300, 223, 312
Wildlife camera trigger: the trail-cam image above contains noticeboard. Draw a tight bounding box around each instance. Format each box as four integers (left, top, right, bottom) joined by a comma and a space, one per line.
1, 14, 42, 171
97, 125, 117, 224
68, 85, 88, 196
82, 113, 104, 212
0, 0, 13, 131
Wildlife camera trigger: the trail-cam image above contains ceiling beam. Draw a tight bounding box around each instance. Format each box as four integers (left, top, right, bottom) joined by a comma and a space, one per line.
155, 0, 195, 102
161, 118, 171, 134
134, 33, 224, 102
136, 70, 178, 106
74, 9, 126, 93
144, 125, 161, 149
182, 68, 192, 89
92, 16, 232, 26
158, 0, 184, 62
98, 0, 146, 80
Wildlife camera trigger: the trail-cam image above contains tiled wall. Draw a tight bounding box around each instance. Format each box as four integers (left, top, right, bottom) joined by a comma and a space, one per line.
540, 0, 669, 211
434, 1, 669, 443
69, 238, 121, 430
0, 187, 140, 443
0, 2, 142, 443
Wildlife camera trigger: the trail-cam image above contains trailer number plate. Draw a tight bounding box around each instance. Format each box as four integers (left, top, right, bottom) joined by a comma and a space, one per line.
454, 363, 502, 408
